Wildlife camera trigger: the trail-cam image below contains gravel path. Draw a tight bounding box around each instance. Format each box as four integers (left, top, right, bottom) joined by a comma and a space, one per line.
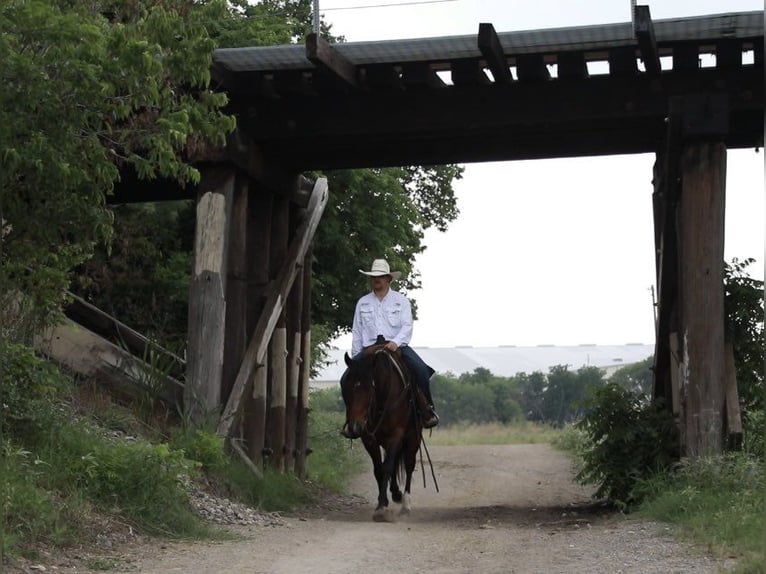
20, 443, 736, 574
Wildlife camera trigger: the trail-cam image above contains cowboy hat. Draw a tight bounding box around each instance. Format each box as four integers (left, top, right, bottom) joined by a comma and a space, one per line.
359, 258, 402, 280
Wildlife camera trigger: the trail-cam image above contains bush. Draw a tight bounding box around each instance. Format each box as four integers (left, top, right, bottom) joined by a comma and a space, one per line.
574, 383, 679, 509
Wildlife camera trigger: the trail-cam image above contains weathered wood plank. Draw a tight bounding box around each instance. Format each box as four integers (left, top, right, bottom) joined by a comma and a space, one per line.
222, 174, 249, 406
294, 246, 313, 480
267, 195, 289, 471
634, 5, 661, 75
186, 172, 235, 426
243, 186, 273, 467
515, 53, 550, 82
307, 34, 358, 89
478, 23, 512, 85
35, 318, 183, 405
678, 141, 727, 457
217, 177, 329, 437
284, 235, 303, 473
451, 59, 491, 86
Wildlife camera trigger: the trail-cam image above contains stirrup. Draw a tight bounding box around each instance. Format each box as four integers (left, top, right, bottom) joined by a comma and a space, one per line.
422, 408, 439, 429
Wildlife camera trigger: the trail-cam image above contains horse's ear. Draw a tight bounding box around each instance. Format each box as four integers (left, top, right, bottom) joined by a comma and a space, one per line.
344, 352, 352, 367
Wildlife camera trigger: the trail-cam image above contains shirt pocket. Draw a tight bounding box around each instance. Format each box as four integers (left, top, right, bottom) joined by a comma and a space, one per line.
386, 305, 402, 327
360, 305, 374, 327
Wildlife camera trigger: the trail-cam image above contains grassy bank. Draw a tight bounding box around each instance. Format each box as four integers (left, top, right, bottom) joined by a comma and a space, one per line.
635, 454, 764, 574
0, 347, 365, 563
426, 421, 561, 446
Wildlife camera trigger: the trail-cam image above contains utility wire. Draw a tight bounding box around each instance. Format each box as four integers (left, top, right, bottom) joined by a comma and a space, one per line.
319, 0, 458, 11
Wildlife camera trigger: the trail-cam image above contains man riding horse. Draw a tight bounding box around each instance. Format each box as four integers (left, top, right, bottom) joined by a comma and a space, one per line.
340, 258, 439, 438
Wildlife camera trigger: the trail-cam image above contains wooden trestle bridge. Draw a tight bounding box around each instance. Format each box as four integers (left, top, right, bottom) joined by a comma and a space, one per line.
107, 7, 762, 472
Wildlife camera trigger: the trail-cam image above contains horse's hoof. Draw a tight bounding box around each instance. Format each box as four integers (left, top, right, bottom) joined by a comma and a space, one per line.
399, 506, 411, 516
373, 508, 396, 523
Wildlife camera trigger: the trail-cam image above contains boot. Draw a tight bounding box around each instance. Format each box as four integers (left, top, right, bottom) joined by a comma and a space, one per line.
422, 405, 439, 429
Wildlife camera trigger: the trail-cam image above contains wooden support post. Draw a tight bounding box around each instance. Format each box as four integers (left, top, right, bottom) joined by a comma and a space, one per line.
217, 178, 328, 439
294, 246, 313, 480
284, 211, 303, 473
267, 195, 289, 472
185, 169, 235, 427
222, 174, 249, 405
677, 141, 727, 457
243, 186, 273, 467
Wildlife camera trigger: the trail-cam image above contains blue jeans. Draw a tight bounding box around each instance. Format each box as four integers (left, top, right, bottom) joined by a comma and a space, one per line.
340, 346, 435, 404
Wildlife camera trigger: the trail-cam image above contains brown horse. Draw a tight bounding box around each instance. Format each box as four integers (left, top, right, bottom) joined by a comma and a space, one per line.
343, 344, 422, 520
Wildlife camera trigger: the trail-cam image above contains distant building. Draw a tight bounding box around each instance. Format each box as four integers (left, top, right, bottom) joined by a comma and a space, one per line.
311, 343, 654, 389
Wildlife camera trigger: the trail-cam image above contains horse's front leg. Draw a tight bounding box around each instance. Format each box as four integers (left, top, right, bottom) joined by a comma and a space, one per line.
363, 438, 388, 512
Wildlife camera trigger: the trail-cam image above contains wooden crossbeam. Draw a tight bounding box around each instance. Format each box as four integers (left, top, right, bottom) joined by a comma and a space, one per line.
516, 54, 550, 82
363, 64, 404, 91
451, 59, 491, 86
217, 178, 329, 438
716, 40, 742, 69
478, 23, 512, 84
634, 5, 661, 75
609, 47, 638, 76
401, 62, 446, 89
557, 51, 588, 80
306, 33, 358, 88
673, 43, 699, 72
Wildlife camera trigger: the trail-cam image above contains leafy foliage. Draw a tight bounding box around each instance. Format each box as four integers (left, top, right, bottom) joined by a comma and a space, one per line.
0, 0, 235, 333
574, 383, 679, 509
312, 165, 462, 340
723, 258, 764, 411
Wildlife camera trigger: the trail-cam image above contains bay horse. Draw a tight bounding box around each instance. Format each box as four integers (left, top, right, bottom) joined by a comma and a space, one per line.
343, 343, 423, 521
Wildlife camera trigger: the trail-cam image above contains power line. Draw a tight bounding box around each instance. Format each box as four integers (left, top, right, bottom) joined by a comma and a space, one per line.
319, 0, 458, 12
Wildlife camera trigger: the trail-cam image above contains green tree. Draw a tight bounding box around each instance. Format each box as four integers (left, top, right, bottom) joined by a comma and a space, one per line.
0, 0, 236, 338
313, 165, 462, 341
723, 258, 764, 411
610, 356, 653, 397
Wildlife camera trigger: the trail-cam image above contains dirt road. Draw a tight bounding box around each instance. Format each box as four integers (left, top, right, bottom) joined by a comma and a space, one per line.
78, 444, 732, 574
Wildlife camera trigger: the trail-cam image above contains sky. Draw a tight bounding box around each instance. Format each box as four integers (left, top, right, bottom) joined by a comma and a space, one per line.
318, 0, 765, 350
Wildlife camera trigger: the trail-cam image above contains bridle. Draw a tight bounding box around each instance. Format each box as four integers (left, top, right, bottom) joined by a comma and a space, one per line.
357, 349, 412, 437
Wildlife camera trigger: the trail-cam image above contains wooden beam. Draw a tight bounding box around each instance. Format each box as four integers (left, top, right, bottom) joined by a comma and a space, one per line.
64, 293, 185, 380
267, 195, 289, 472
672, 43, 698, 72
678, 141, 727, 457
243, 185, 273, 468
609, 47, 638, 77
217, 177, 329, 437
185, 171, 235, 426
478, 23, 511, 85
306, 33, 358, 89
634, 5, 661, 75
221, 174, 249, 406
294, 246, 313, 480
401, 62, 446, 89
515, 53, 550, 82
557, 51, 588, 81
450, 59, 491, 86
362, 64, 404, 91
716, 40, 742, 70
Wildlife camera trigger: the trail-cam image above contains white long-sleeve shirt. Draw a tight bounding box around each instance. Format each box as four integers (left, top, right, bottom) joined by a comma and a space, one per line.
351, 289, 413, 357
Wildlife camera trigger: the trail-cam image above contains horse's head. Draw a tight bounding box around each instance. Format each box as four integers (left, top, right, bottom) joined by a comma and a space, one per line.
343, 352, 377, 438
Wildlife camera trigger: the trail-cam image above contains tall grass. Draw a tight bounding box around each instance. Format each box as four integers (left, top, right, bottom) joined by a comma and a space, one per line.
427, 421, 561, 446
635, 453, 764, 573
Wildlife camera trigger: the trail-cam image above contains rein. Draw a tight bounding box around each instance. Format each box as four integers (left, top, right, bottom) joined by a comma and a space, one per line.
364, 349, 411, 437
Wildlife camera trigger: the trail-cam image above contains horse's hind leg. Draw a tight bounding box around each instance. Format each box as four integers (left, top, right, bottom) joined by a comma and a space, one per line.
400, 436, 419, 515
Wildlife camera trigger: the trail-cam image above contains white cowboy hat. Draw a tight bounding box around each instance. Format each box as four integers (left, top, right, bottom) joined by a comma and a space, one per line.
359, 258, 402, 280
